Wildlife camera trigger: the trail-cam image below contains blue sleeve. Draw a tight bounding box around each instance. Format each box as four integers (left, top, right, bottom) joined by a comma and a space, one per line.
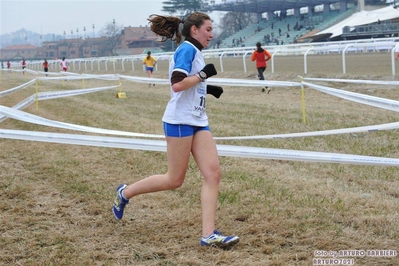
173, 43, 196, 74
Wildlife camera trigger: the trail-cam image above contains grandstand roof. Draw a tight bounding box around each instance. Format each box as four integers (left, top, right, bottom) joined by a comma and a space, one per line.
203, 0, 346, 13
311, 5, 399, 39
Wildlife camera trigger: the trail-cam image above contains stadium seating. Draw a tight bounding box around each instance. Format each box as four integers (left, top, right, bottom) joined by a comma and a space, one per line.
218, 6, 357, 48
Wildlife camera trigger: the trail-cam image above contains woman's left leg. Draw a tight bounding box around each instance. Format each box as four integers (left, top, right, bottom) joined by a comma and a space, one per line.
191, 130, 220, 237
191, 130, 239, 247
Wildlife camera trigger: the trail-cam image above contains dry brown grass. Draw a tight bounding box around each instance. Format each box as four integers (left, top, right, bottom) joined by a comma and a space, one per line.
1, 53, 399, 266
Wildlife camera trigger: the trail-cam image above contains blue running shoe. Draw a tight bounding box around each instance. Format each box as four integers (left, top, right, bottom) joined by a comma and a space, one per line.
112, 184, 129, 220
200, 230, 239, 248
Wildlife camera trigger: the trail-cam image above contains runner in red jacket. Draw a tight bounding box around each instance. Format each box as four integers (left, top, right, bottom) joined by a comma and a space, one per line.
251, 42, 272, 93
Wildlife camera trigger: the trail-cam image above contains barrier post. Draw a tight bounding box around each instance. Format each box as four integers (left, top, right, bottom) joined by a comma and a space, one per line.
301, 88, 306, 124
35, 79, 39, 110
300, 83, 306, 124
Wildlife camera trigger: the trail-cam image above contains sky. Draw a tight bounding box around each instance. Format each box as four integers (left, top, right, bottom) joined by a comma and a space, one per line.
0, 0, 215, 36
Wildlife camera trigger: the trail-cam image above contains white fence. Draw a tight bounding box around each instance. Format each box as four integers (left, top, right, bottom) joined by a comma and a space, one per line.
19, 37, 399, 76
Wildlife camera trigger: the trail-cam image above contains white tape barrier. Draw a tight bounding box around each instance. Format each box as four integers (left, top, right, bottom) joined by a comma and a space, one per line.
0, 105, 165, 138
80, 73, 120, 81
3, 101, 399, 140
24, 69, 39, 75
207, 78, 302, 88
0, 72, 122, 122
39, 74, 116, 81
60, 71, 81, 76
119, 75, 169, 85
0, 85, 120, 122
0, 79, 37, 98
0, 74, 376, 140
4, 68, 38, 74
119, 74, 303, 88
11, 69, 26, 73
37, 71, 63, 76
2, 71, 399, 137
3, 70, 299, 88
0, 74, 119, 101
36, 76, 75, 81
34, 72, 119, 81
302, 81, 399, 113
303, 77, 399, 86
214, 121, 399, 140
1, 68, 60, 76
1, 129, 399, 166
59, 72, 120, 81
2, 74, 399, 140
36, 74, 119, 81
37, 85, 120, 101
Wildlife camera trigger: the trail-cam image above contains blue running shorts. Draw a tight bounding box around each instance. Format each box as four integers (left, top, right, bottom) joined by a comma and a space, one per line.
163, 122, 210, 137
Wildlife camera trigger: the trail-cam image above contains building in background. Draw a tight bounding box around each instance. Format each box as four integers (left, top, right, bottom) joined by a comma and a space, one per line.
0, 44, 38, 60
123, 26, 159, 54
0, 26, 161, 61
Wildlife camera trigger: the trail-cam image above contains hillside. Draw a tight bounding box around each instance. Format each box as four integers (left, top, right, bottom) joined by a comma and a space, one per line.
0, 28, 63, 49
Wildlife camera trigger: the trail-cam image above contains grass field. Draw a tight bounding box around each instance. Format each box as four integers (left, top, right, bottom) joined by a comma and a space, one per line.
1, 53, 398, 265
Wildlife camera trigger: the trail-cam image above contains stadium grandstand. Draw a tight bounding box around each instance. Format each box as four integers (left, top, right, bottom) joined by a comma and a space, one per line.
201, 0, 399, 47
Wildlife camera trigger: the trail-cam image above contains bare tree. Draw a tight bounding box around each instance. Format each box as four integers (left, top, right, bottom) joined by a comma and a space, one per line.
219, 12, 254, 36
99, 20, 123, 56
162, 0, 202, 15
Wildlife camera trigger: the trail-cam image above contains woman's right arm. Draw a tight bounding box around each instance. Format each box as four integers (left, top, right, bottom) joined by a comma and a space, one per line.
171, 71, 201, 92
251, 51, 256, 61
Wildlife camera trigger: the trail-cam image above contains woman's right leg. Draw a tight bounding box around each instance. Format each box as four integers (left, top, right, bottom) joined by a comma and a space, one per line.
257, 68, 265, 80
147, 70, 155, 86
257, 68, 266, 92
122, 136, 193, 199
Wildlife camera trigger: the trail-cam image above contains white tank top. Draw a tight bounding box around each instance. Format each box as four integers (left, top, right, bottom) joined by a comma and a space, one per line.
162, 41, 208, 127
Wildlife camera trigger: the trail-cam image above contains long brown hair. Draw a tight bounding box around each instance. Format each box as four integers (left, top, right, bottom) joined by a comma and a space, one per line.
147, 12, 211, 45
256, 42, 264, 53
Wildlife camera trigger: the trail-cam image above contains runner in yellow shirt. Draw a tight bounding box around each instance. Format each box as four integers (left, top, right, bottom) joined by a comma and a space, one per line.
143, 51, 157, 87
